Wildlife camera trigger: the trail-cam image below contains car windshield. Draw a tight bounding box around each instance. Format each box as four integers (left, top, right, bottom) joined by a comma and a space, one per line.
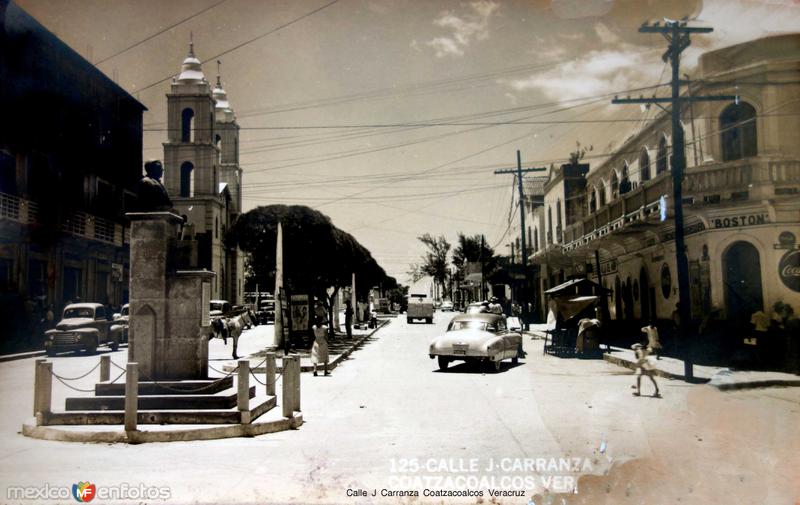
449, 320, 488, 332
64, 308, 94, 318
210, 302, 226, 311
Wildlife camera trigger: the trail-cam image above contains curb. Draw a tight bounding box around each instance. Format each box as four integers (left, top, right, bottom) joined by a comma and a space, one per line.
21, 412, 303, 444
711, 379, 800, 391
225, 319, 390, 374
0, 350, 46, 363
603, 352, 710, 384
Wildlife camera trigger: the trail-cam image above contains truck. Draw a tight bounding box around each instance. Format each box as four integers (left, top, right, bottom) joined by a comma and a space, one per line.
45, 303, 125, 356
406, 293, 434, 324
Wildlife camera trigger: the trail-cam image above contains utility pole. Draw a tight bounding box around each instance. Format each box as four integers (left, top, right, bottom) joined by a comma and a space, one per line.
480, 234, 485, 299
612, 20, 737, 381
495, 150, 546, 330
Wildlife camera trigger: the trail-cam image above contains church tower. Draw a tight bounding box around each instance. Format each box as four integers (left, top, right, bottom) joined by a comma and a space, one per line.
212, 65, 245, 304
163, 41, 235, 302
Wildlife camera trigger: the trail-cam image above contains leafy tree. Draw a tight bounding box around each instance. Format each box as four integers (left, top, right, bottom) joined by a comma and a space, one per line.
409, 233, 451, 299
452, 233, 498, 279
226, 204, 392, 337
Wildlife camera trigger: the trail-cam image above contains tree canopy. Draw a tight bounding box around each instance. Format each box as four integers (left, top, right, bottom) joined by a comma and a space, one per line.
226, 205, 393, 301
452, 233, 498, 280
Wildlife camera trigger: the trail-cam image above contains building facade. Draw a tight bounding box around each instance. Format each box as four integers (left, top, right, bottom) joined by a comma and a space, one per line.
162, 43, 244, 304
0, 0, 145, 345
525, 34, 800, 334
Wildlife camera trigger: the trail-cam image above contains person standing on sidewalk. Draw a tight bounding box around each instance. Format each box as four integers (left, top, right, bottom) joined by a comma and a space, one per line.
641, 320, 662, 359
344, 299, 354, 339
631, 343, 660, 397
312, 317, 330, 376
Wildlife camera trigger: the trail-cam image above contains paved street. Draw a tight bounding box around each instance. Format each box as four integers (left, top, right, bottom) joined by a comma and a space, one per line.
0, 313, 798, 504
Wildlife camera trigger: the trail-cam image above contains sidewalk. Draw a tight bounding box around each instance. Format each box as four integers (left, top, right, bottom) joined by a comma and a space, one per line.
603, 345, 800, 390
222, 318, 392, 374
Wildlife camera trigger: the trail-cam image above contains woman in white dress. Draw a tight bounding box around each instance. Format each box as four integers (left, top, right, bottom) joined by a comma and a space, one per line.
312, 317, 330, 376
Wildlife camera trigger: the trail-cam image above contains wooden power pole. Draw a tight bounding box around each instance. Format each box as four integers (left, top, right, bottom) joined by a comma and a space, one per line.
612, 20, 736, 380
495, 150, 546, 329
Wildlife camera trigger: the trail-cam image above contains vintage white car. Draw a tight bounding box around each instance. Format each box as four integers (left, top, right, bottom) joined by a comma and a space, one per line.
429, 313, 523, 372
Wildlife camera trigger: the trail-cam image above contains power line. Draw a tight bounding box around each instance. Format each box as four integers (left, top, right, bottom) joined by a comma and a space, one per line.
94, 0, 228, 66
133, 0, 341, 95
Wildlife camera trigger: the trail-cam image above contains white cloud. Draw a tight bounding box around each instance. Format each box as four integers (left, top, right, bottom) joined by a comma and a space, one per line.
594, 22, 620, 45
424, 1, 500, 58
506, 48, 662, 101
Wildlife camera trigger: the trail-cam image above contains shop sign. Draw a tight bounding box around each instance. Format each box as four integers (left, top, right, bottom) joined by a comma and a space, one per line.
111, 263, 123, 282
711, 213, 768, 229
778, 249, 800, 293
661, 222, 705, 242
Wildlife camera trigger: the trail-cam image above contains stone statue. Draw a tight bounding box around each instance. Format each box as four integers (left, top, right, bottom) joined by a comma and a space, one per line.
135, 160, 173, 211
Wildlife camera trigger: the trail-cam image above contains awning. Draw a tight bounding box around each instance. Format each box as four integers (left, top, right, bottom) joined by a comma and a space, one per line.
545, 277, 611, 297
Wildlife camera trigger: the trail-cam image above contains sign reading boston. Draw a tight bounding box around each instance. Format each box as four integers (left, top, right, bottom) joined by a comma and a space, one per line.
712, 213, 768, 229
778, 249, 800, 293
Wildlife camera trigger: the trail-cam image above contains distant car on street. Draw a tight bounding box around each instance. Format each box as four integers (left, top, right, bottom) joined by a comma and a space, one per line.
112, 303, 130, 343
465, 302, 490, 314
429, 313, 523, 372
407, 293, 434, 324
210, 299, 232, 319
45, 303, 124, 356
440, 300, 454, 312
257, 296, 276, 324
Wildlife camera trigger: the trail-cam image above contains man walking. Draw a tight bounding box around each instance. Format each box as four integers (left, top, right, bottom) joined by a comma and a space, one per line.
632, 343, 660, 397
344, 299, 354, 340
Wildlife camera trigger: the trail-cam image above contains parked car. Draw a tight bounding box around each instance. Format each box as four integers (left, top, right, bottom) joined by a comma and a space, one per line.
429, 313, 523, 372
45, 303, 124, 356
440, 300, 454, 312
257, 296, 276, 324
111, 303, 130, 343
210, 299, 232, 319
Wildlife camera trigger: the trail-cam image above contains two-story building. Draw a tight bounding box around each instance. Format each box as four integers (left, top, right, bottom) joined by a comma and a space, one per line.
529, 34, 800, 335
0, 0, 145, 346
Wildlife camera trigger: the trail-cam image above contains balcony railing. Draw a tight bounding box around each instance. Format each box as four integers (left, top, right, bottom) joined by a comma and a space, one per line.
0, 192, 126, 247
561, 157, 800, 253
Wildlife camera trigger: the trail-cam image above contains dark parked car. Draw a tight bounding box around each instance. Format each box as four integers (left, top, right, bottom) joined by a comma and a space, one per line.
45, 303, 124, 356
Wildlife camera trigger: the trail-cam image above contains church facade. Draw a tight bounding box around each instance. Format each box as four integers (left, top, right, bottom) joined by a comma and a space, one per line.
162, 43, 244, 304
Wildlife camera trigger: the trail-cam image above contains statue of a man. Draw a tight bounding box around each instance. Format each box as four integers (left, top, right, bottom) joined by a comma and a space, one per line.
134, 160, 173, 211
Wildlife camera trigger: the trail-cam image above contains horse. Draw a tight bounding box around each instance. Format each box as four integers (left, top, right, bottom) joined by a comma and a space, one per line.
210, 314, 245, 359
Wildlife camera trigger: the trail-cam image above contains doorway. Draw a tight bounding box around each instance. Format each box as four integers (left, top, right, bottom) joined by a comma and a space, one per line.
723, 241, 763, 322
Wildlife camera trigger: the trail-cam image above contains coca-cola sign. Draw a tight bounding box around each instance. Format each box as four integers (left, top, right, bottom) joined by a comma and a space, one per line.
778, 249, 800, 292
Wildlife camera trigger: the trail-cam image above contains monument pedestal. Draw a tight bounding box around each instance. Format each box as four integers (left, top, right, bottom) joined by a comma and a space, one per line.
127, 212, 212, 380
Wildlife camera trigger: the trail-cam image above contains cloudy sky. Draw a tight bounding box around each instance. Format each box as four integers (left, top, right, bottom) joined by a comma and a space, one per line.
16, 0, 800, 285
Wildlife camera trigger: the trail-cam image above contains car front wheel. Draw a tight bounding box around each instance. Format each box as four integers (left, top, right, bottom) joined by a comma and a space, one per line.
493, 359, 502, 372
110, 338, 119, 352
437, 356, 449, 370
85, 337, 98, 355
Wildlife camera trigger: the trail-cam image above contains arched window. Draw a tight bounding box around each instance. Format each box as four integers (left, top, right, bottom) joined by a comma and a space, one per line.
598, 183, 606, 207
527, 226, 532, 248
720, 102, 757, 161
656, 136, 668, 175
547, 206, 553, 244
533, 228, 538, 251
181, 108, 195, 143
589, 189, 597, 213
215, 217, 219, 239
215, 134, 222, 163
620, 164, 631, 195
610, 171, 619, 199
180, 161, 194, 197
640, 149, 650, 181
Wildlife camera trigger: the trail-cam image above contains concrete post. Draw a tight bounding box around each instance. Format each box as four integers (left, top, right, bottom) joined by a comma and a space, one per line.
33, 360, 52, 421
33, 359, 45, 416
293, 356, 301, 412
265, 352, 276, 396
237, 359, 250, 412
124, 362, 138, 432
100, 355, 110, 382
281, 356, 297, 418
